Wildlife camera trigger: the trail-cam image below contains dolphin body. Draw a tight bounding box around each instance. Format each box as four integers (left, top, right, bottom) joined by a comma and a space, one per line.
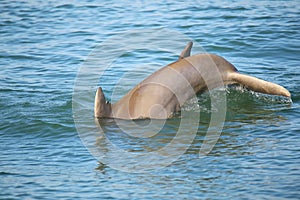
95, 42, 290, 119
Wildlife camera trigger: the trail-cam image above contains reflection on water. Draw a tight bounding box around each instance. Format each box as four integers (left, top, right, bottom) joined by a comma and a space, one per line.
93, 88, 295, 199
92, 88, 290, 173
93, 111, 199, 172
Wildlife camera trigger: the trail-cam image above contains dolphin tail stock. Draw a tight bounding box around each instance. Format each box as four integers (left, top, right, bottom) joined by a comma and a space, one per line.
178, 41, 193, 60
229, 72, 291, 98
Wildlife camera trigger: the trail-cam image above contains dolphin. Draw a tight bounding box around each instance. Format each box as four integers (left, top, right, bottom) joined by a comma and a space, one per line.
94, 42, 290, 119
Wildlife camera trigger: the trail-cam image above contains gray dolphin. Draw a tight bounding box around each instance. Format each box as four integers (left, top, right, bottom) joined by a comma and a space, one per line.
95, 42, 290, 119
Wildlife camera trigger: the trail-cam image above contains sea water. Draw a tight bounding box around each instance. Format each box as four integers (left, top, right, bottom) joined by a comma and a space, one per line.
1, 0, 299, 199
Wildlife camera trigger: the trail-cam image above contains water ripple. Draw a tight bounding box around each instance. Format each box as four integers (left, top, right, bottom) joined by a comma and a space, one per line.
1, 0, 299, 199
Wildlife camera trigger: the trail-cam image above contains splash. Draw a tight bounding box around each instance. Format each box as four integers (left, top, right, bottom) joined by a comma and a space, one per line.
182, 84, 292, 114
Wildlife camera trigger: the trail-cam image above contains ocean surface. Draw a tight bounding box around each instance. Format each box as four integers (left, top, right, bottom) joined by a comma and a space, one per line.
1, 0, 299, 199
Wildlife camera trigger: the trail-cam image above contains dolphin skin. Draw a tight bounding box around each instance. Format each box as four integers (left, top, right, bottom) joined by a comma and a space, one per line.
95, 42, 290, 119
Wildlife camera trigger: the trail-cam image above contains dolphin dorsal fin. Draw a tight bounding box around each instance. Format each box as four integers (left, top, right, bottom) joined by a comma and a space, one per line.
178, 41, 193, 60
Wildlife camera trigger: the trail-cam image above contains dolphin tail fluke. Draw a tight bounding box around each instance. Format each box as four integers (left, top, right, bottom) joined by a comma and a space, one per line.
230, 73, 291, 98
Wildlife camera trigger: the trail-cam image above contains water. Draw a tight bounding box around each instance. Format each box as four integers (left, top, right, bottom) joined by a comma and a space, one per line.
1, 0, 299, 199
